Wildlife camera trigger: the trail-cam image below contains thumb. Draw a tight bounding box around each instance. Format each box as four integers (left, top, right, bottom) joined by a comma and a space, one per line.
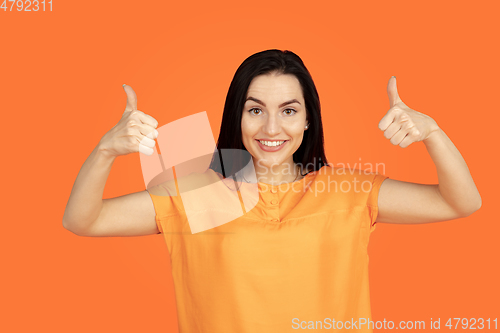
387, 76, 402, 108
123, 84, 138, 112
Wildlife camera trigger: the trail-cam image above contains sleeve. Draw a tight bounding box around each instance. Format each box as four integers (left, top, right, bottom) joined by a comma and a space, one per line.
148, 192, 168, 234
367, 173, 389, 230
147, 177, 183, 234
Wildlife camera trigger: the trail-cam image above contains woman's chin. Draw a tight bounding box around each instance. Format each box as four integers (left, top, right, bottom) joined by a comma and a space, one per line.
254, 156, 287, 169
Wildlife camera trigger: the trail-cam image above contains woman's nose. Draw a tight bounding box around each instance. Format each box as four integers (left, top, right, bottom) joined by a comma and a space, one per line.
262, 114, 282, 136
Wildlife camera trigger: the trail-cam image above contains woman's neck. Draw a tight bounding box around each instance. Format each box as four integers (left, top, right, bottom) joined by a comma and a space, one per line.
252, 159, 302, 185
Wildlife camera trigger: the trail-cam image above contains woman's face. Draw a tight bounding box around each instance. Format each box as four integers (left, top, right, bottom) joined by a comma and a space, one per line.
241, 72, 308, 170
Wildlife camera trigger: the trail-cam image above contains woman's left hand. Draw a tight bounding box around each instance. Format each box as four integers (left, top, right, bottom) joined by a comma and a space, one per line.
378, 76, 440, 148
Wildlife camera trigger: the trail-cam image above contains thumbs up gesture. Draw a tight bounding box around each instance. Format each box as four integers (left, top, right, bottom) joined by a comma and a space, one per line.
378, 77, 440, 148
98, 84, 159, 157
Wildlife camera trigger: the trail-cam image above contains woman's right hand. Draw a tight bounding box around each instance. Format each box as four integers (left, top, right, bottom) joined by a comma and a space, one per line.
99, 84, 159, 157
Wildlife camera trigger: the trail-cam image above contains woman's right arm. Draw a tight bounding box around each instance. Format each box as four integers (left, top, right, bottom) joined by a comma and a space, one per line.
62, 85, 161, 237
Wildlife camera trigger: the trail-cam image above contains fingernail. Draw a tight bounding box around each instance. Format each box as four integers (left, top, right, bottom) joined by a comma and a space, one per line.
122, 84, 126, 87
392, 76, 396, 79
154, 129, 159, 137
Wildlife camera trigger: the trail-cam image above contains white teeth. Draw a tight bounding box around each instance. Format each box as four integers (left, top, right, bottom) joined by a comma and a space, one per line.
259, 140, 285, 147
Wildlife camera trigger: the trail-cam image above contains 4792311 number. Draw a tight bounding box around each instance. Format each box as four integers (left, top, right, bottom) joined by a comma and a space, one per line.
1, 0, 52, 11
445, 318, 498, 330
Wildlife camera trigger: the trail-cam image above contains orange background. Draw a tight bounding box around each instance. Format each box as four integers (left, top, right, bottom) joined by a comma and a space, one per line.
1, 1, 498, 332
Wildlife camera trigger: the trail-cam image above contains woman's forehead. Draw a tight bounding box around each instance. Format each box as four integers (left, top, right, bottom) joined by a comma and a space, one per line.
246, 74, 304, 104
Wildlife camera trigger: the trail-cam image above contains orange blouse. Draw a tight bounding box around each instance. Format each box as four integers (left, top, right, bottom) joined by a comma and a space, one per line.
148, 165, 388, 332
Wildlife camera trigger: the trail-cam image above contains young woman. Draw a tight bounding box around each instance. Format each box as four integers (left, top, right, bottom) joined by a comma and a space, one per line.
63, 49, 481, 333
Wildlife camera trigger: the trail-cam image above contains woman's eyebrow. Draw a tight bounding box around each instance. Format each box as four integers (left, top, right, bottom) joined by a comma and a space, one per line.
245, 96, 301, 108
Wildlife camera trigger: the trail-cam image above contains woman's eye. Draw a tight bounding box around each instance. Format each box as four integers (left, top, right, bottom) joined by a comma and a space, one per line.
249, 108, 262, 115
283, 109, 297, 115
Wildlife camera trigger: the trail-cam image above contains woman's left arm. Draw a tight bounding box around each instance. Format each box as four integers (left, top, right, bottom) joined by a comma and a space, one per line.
375, 76, 482, 224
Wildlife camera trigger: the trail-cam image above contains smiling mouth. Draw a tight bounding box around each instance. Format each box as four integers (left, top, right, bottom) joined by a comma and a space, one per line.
257, 140, 287, 147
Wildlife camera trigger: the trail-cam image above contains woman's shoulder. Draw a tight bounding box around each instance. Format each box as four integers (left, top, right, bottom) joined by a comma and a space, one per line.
311, 164, 385, 187
148, 168, 222, 197
304, 165, 387, 207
